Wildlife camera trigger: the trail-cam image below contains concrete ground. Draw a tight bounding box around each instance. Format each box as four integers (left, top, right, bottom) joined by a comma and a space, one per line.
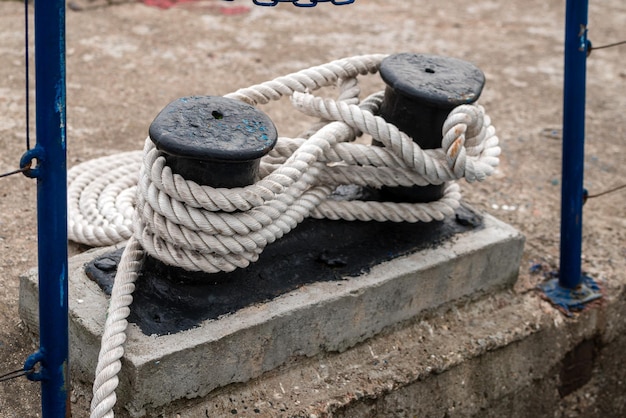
0, 0, 625, 416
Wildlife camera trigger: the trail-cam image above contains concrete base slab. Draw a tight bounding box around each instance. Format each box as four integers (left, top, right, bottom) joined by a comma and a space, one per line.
169, 283, 625, 418
19, 209, 524, 417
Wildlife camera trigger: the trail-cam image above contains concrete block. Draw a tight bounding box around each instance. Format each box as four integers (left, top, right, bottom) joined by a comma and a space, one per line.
19, 210, 524, 416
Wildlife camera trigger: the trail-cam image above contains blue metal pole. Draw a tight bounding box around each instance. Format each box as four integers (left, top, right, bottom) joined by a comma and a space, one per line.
559, 0, 589, 289
538, 0, 601, 312
21, 0, 69, 415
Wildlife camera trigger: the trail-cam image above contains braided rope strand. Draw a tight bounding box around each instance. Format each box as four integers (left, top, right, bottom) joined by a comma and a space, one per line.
90, 237, 142, 418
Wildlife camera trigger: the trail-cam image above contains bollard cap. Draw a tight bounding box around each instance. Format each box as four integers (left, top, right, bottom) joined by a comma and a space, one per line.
149, 96, 278, 162
379, 53, 485, 109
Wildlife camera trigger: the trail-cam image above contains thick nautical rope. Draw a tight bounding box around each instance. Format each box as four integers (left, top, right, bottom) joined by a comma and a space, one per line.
87, 53, 500, 417
71, 55, 499, 273
90, 237, 142, 418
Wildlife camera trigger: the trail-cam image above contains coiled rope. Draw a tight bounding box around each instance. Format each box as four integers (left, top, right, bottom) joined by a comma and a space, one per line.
80, 54, 500, 417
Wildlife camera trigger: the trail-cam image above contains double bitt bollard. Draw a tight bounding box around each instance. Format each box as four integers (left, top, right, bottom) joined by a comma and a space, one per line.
139, 52, 486, 303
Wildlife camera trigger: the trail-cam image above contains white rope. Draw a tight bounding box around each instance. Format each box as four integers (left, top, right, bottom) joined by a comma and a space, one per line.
90, 237, 142, 418
84, 54, 500, 417
68, 151, 140, 246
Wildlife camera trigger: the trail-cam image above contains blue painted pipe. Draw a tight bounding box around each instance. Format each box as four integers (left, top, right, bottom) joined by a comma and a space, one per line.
21, 0, 69, 415
559, 0, 589, 289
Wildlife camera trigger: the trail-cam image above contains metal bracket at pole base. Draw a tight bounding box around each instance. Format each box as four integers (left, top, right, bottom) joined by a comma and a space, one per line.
538, 274, 602, 316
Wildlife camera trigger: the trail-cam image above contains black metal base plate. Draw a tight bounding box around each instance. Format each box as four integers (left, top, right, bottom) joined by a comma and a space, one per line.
85, 203, 482, 336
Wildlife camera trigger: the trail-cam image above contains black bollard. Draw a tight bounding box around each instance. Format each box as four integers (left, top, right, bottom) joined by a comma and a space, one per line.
148, 95, 277, 188
377, 53, 485, 203
85, 89, 487, 336
143, 95, 278, 282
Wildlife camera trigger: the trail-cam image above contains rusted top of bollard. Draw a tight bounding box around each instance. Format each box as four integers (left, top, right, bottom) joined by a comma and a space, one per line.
149, 95, 278, 162
379, 53, 485, 109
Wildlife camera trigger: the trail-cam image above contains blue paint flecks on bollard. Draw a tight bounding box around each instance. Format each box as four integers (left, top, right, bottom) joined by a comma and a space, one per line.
237, 118, 271, 143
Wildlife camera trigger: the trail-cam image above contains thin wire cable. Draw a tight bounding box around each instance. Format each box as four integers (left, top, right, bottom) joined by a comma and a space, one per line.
0, 164, 31, 179
586, 183, 626, 200
590, 39, 626, 51
1, 0, 35, 180
0, 367, 33, 383
24, 0, 31, 151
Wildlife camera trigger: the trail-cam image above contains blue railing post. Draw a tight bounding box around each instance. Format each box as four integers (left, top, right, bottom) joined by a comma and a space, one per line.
559, 0, 589, 289
539, 0, 601, 312
21, 0, 70, 415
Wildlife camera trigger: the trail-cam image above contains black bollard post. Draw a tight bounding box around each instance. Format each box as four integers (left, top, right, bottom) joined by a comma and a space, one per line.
142, 95, 278, 283
377, 53, 485, 203
84, 84, 490, 336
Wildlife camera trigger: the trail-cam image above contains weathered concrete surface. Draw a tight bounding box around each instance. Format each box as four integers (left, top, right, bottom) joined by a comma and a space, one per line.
19, 210, 524, 416
167, 284, 626, 418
